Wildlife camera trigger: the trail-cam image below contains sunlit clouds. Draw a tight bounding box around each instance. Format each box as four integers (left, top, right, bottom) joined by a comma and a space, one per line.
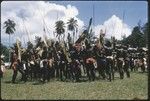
1, 1, 131, 46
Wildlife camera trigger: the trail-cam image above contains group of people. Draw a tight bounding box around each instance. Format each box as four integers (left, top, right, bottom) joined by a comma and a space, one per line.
5, 38, 148, 84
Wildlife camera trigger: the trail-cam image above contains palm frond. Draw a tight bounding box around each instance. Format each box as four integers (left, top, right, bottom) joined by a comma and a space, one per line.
3, 19, 16, 35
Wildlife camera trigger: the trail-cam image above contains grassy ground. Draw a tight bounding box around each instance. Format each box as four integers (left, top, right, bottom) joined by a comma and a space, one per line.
1, 69, 148, 100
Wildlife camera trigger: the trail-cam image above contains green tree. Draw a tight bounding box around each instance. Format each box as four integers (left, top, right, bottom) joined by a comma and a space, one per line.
3, 19, 16, 62
55, 20, 65, 42
27, 41, 33, 50
1, 43, 9, 62
122, 26, 145, 48
67, 33, 72, 43
3, 19, 16, 48
34, 36, 44, 48
67, 18, 78, 43
141, 22, 149, 48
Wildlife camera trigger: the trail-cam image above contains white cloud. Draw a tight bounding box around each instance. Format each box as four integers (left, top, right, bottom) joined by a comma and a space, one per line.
1, 1, 132, 47
94, 15, 131, 40
1, 1, 84, 46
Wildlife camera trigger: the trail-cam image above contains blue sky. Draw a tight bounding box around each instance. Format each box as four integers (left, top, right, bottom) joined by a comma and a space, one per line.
1, 1, 148, 47
50, 1, 148, 28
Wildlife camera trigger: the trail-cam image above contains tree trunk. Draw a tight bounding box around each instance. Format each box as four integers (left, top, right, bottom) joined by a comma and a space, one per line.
146, 30, 148, 48
75, 29, 77, 43
73, 31, 75, 44
9, 35, 10, 63
58, 35, 60, 43
63, 34, 65, 42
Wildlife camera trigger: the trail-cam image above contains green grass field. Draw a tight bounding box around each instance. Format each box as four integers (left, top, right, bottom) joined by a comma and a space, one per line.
1, 69, 148, 100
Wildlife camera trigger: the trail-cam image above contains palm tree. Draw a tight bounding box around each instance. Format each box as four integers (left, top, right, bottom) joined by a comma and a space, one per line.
3, 19, 16, 62
67, 18, 78, 43
27, 41, 33, 50
55, 20, 65, 42
67, 33, 72, 43
35, 36, 42, 48
3, 19, 16, 47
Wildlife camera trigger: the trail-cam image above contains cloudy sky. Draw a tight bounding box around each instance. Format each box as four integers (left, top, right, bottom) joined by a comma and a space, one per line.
1, 1, 147, 47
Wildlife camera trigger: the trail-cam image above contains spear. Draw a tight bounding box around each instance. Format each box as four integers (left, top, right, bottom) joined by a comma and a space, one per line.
75, 18, 92, 44
99, 28, 106, 49
20, 13, 31, 43
121, 10, 125, 40
37, 7, 48, 47
16, 38, 21, 61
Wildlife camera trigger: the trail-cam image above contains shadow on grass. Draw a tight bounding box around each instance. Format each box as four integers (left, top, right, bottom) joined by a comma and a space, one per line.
32, 81, 45, 85
81, 79, 88, 82
76, 79, 89, 83
114, 76, 121, 80
133, 71, 148, 76
55, 78, 89, 83
138, 71, 148, 74
4, 81, 12, 84
4, 80, 27, 84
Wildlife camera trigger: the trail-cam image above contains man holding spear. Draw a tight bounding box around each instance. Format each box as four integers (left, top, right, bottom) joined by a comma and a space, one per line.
11, 39, 26, 83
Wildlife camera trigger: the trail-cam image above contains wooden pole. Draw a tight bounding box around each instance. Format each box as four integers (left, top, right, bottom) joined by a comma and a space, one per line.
16, 39, 21, 61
